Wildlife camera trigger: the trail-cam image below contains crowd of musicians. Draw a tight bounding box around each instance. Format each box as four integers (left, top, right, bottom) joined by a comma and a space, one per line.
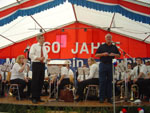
0, 34, 150, 104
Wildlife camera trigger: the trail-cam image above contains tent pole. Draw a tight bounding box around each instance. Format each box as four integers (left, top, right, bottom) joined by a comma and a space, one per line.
30, 15, 46, 33
108, 13, 116, 31
143, 35, 150, 42
0, 34, 15, 43
72, 4, 78, 22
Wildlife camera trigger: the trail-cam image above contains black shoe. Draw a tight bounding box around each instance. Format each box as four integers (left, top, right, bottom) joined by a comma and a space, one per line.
32, 99, 38, 104
99, 99, 104, 103
107, 99, 113, 104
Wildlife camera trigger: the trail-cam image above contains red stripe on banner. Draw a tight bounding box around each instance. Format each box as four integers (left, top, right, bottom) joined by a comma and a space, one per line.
95, 0, 119, 4
20, 0, 50, 9
94, 0, 150, 15
0, 5, 18, 18
120, 0, 150, 15
0, 0, 51, 18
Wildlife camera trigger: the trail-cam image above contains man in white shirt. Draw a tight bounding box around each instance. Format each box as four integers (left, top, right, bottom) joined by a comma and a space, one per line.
128, 57, 147, 98
29, 34, 48, 104
129, 58, 147, 83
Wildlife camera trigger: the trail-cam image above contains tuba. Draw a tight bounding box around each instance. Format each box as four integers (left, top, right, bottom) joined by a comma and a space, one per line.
130, 84, 139, 101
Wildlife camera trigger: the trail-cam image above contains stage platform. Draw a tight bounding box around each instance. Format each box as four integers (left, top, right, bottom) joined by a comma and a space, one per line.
0, 96, 150, 113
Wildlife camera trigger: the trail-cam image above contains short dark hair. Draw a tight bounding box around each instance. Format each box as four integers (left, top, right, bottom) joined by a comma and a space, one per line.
136, 57, 142, 61
36, 34, 44, 40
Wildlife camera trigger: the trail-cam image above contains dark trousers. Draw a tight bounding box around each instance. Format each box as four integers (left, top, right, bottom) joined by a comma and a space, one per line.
43, 81, 49, 93
26, 79, 32, 97
58, 78, 70, 96
31, 62, 45, 100
136, 78, 150, 97
99, 63, 113, 100
0, 81, 7, 96
76, 78, 99, 99
10, 79, 26, 98
141, 79, 150, 97
115, 80, 123, 96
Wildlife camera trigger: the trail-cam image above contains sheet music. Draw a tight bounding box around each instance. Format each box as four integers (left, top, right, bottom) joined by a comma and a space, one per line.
77, 67, 89, 75
1, 63, 12, 72
47, 66, 61, 75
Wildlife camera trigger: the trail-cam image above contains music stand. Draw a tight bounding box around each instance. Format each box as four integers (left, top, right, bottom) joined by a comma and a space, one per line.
77, 67, 89, 81
47, 65, 61, 102
1, 63, 12, 80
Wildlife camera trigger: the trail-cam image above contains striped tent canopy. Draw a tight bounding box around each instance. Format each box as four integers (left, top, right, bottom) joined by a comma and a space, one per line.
68, 0, 150, 24
0, 0, 66, 26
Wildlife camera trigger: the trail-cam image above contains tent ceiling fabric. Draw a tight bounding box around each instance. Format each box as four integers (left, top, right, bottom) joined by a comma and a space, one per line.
0, 0, 66, 26
69, 0, 150, 24
75, 5, 150, 42
0, 0, 150, 49
0, 0, 150, 26
0, 2, 75, 49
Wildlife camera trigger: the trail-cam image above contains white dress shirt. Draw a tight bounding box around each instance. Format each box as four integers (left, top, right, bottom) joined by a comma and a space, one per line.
61, 67, 74, 79
29, 42, 48, 63
10, 63, 25, 80
130, 64, 147, 79
86, 63, 99, 79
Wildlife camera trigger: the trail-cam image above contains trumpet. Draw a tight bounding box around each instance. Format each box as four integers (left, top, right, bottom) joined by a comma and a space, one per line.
130, 84, 139, 101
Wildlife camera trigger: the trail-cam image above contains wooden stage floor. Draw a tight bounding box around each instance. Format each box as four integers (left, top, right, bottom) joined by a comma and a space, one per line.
0, 96, 150, 108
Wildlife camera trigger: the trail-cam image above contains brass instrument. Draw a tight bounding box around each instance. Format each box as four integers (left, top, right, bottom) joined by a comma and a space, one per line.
130, 84, 139, 101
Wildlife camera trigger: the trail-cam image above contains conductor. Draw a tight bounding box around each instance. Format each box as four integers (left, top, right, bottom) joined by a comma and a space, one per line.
95, 33, 120, 103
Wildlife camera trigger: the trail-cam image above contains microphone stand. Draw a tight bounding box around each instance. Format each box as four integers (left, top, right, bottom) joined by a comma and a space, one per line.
117, 46, 132, 103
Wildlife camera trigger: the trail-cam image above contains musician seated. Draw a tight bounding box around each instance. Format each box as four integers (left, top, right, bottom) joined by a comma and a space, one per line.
57, 60, 74, 97
128, 57, 147, 98
0, 69, 4, 97
0, 69, 10, 97
75, 57, 99, 102
10, 55, 31, 100
133, 61, 150, 101
115, 63, 132, 96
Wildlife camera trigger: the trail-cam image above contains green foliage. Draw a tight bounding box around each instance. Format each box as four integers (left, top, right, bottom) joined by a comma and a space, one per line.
0, 104, 150, 113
